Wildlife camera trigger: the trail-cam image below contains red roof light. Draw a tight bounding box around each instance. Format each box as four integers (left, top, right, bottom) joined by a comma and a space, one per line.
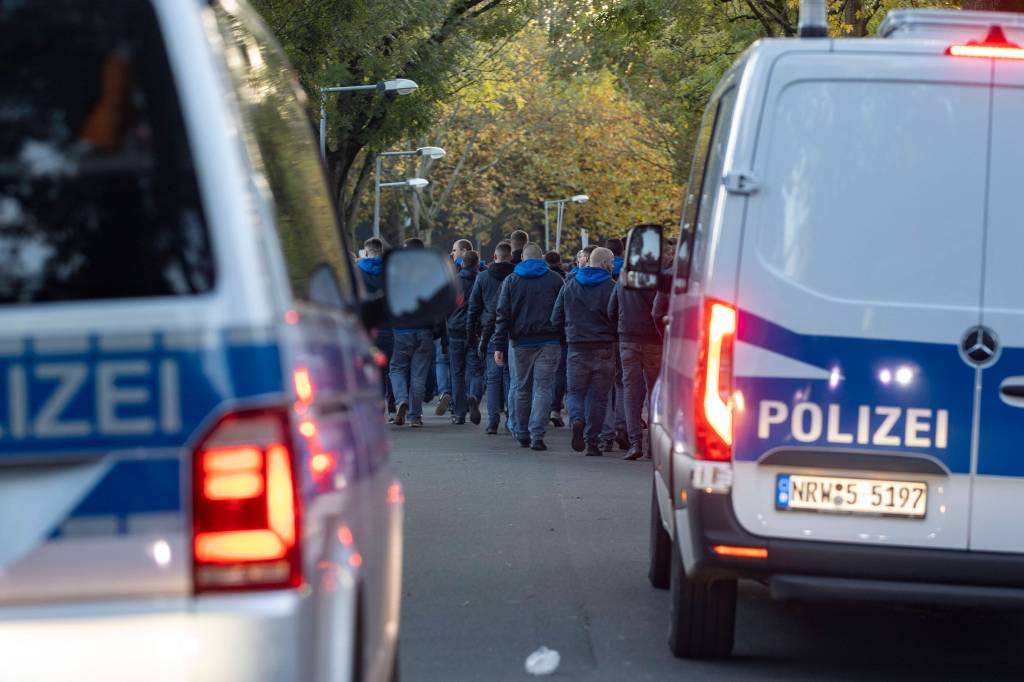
947, 25, 1024, 60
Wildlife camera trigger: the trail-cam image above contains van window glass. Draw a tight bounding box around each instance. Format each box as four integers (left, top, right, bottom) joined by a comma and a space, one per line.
213, 4, 352, 306
677, 89, 737, 289
755, 81, 988, 308
0, 0, 215, 304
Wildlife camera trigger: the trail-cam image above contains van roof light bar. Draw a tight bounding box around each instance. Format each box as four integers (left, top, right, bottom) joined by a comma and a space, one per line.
947, 25, 1024, 60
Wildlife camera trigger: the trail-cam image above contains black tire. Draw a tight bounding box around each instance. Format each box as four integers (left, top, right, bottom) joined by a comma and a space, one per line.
648, 478, 671, 589
667, 539, 737, 659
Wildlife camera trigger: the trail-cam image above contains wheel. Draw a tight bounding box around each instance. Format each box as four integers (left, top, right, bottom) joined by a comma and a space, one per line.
667, 539, 737, 659
648, 478, 671, 589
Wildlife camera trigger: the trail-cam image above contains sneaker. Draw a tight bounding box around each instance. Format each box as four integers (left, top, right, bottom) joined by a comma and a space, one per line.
571, 421, 585, 452
410, 417, 424, 428
451, 416, 466, 425
600, 439, 614, 453
387, 415, 395, 424
623, 445, 643, 461
517, 438, 532, 448
530, 439, 547, 451
468, 396, 481, 425
435, 393, 451, 416
393, 402, 408, 426
549, 410, 565, 428
485, 424, 498, 435
614, 429, 630, 451
585, 444, 603, 457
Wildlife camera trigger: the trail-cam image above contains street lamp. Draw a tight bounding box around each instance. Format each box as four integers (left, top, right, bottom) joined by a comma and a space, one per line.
373, 147, 446, 238
543, 194, 589, 251
319, 79, 419, 159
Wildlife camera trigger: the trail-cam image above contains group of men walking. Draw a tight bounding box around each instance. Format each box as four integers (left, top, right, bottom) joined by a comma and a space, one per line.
358, 229, 673, 460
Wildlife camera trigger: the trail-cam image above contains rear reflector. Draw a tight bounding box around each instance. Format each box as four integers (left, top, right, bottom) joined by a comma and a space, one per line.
712, 545, 768, 559
948, 25, 1024, 60
193, 409, 301, 592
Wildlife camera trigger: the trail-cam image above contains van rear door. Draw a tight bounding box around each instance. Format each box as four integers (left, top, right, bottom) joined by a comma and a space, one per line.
968, 59, 1024, 553
730, 52, 990, 550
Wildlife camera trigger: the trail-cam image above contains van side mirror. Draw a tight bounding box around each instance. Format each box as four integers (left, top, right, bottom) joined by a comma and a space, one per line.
622, 224, 663, 290
383, 248, 459, 328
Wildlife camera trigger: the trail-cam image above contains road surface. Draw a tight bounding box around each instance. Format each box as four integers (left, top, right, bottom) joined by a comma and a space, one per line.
395, 412, 1024, 681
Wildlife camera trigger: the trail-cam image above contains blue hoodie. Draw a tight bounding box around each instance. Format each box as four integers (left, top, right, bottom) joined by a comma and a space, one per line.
358, 257, 384, 294
492, 259, 565, 348
612, 255, 624, 280
575, 266, 611, 287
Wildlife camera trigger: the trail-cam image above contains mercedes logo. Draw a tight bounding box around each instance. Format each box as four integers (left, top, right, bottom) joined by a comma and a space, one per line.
960, 325, 999, 367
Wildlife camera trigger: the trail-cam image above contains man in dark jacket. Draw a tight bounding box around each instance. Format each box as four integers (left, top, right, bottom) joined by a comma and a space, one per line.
550, 247, 617, 456
358, 238, 395, 418
609, 276, 662, 461
447, 250, 483, 425
493, 243, 564, 450
599, 237, 628, 451
467, 242, 515, 434
509, 230, 529, 264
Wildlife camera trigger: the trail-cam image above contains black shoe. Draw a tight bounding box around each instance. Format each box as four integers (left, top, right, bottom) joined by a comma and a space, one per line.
623, 446, 643, 461
549, 410, 565, 428
410, 417, 423, 428
393, 402, 408, 426
468, 396, 481, 425
435, 393, 452, 416
451, 416, 466, 425
586, 444, 603, 457
518, 438, 532, 448
485, 425, 498, 435
600, 439, 614, 453
530, 440, 547, 451
615, 429, 630, 451
571, 421, 585, 452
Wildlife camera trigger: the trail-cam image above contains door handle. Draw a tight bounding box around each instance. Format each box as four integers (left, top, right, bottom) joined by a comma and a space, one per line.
999, 376, 1024, 408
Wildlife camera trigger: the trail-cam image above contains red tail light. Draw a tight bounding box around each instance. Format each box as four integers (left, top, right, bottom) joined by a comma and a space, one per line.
192, 408, 301, 593
693, 300, 737, 461
947, 26, 1024, 60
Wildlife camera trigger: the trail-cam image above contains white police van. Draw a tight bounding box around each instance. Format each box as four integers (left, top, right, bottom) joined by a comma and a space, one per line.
0, 1, 454, 680
622, 6, 1024, 660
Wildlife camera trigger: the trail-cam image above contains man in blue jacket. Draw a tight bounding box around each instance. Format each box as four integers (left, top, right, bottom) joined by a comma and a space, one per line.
448, 250, 483, 425
492, 243, 564, 451
467, 242, 515, 434
359, 238, 395, 418
551, 247, 617, 456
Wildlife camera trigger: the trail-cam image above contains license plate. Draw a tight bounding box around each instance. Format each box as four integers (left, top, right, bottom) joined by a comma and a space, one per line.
775, 474, 927, 519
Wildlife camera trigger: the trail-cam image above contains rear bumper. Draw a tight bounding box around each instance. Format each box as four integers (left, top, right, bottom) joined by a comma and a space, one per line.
0, 590, 313, 682
679, 491, 1024, 598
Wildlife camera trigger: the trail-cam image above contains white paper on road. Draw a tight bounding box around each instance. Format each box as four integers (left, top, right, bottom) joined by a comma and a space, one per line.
525, 646, 560, 676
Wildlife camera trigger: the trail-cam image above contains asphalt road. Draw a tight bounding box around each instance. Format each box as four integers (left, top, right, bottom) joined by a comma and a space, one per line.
395, 410, 1024, 681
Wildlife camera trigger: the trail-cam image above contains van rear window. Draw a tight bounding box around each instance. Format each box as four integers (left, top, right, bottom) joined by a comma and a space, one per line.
0, 0, 214, 304
755, 80, 989, 308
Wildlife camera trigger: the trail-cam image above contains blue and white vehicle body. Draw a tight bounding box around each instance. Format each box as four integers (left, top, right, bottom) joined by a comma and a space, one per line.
646, 8, 1024, 659
0, 1, 402, 680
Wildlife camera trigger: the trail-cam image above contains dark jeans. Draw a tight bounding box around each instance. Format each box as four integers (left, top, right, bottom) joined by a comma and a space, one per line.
450, 336, 483, 418
566, 346, 614, 446
376, 330, 395, 412
551, 344, 567, 412
435, 339, 451, 397
512, 344, 561, 441
390, 330, 433, 419
620, 341, 661, 448
486, 343, 509, 428
600, 342, 626, 441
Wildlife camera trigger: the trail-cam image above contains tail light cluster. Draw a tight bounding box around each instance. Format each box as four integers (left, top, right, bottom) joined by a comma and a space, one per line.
192, 408, 301, 593
693, 300, 737, 462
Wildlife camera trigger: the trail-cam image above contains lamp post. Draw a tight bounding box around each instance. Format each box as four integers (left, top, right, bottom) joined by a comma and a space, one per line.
319, 79, 418, 159
543, 194, 588, 251
373, 147, 445, 238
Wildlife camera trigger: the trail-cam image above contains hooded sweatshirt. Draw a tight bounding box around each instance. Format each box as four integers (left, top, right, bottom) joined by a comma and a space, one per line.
466, 260, 515, 343
492, 259, 564, 348
357, 257, 384, 294
611, 255, 624, 280
550, 267, 617, 348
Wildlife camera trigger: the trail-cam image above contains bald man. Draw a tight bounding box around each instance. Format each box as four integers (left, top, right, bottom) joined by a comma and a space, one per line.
492, 243, 565, 450
551, 247, 618, 455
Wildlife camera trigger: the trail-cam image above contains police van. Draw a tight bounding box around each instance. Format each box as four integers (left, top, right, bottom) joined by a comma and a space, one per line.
622, 6, 1024, 660
0, 1, 455, 680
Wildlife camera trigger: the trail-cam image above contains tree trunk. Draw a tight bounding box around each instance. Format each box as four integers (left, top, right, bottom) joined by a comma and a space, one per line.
844, 0, 868, 37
